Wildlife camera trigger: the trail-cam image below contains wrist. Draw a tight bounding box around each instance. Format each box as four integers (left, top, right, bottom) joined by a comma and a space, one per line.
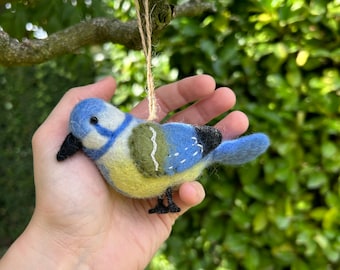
0, 213, 151, 270
0, 216, 90, 270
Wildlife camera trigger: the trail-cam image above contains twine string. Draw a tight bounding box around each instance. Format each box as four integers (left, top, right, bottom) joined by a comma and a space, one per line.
135, 0, 157, 121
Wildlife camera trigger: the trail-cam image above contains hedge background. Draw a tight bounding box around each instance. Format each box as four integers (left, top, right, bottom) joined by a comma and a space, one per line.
0, 0, 339, 269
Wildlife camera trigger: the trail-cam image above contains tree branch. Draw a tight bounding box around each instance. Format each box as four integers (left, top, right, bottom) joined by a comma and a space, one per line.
174, 1, 216, 17
0, 19, 140, 66
0, 1, 215, 66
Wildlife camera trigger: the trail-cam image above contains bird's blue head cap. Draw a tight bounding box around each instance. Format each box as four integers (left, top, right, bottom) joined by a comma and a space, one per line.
69, 98, 107, 139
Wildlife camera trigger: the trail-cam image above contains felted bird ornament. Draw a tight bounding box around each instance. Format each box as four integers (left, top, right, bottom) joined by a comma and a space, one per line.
57, 98, 270, 214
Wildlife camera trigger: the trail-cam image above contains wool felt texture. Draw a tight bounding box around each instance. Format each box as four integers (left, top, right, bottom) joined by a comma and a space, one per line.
57, 98, 270, 214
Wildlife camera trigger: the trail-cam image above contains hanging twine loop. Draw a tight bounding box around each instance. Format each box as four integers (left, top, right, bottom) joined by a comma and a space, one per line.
135, 0, 157, 121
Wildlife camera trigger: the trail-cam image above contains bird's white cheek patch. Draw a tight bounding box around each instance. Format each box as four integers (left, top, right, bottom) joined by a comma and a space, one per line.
82, 131, 107, 150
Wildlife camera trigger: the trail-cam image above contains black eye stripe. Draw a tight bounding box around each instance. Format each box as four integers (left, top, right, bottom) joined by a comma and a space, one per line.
90, 116, 98, 125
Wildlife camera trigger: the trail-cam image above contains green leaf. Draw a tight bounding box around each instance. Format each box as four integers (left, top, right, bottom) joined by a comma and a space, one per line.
321, 141, 338, 159
307, 172, 327, 189
253, 210, 268, 232
244, 247, 260, 269
322, 207, 339, 230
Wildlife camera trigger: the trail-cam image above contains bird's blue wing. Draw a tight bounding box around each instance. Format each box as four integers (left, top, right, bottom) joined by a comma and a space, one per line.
161, 123, 205, 175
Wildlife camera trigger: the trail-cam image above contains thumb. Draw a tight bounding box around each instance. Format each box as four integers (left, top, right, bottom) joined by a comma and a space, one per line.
32, 77, 116, 150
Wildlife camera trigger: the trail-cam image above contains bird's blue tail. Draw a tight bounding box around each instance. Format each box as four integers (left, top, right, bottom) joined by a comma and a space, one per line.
210, 133, 270, 165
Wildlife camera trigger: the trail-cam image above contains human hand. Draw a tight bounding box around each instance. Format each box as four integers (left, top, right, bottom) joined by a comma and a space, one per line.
0, 75, 248, 270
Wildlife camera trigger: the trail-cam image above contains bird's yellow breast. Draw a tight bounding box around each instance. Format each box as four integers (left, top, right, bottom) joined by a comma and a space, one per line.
97, 134, 205, 198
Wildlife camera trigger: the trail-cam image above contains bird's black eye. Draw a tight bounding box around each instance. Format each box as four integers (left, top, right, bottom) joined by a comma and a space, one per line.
90, 116, 98, 125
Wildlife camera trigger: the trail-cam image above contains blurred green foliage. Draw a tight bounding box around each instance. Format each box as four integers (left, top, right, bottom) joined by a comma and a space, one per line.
0, 0, 339, 269
0, 54, 96, 248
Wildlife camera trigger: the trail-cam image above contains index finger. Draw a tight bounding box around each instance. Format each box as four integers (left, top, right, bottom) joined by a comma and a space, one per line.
131, 74, 216, 121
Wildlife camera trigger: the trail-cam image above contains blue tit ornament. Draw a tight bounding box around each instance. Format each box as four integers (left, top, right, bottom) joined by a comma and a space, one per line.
57, 98, 270, 214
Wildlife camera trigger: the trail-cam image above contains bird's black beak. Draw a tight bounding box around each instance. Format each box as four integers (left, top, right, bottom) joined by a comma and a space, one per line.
56, 133, 83, 161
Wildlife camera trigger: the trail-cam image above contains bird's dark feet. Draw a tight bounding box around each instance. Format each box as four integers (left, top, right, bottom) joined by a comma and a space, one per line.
148, 187, 181, 214
149, 198, 169, 214
168, 202, 181, 213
